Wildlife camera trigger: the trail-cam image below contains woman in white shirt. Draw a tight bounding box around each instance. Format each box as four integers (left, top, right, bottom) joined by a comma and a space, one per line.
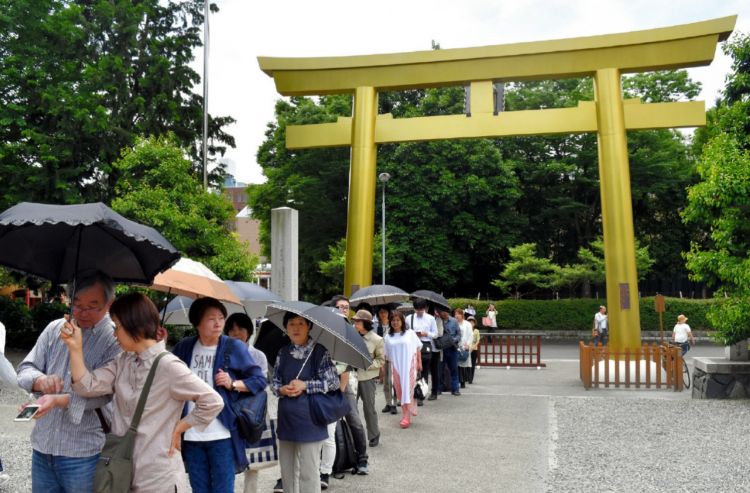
672, 314, 695, 356
383, 311, 422, 429
454, 308, 473, 389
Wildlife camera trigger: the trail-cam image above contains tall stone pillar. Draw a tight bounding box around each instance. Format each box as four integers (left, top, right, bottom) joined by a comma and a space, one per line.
271, 207, 298, 301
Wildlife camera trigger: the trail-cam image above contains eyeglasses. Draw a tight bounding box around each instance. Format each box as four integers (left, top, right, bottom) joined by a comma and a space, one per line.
72, 305, 103, 314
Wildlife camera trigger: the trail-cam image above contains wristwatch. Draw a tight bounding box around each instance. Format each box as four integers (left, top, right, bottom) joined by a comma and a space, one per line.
231, 380, 238, 391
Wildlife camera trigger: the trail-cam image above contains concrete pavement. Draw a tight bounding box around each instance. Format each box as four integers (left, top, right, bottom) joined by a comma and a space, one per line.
2, 342, 747, 492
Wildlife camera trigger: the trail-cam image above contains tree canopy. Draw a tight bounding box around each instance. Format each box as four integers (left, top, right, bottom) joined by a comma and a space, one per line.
683, 33, 750, 345
112, 135, 256, 281
0, 0, 234, 210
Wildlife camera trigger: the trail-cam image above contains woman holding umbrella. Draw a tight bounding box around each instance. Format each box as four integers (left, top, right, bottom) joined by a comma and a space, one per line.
172, 298, 267, 493
272, 311, 340, 493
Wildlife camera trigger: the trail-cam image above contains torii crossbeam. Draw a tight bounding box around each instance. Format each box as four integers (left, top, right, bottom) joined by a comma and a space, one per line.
259, 16, 736, 351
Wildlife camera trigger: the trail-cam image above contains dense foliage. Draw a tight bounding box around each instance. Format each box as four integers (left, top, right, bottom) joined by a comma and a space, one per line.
0, 0, 234, 210
682, 34, 750, 345
450, 296, 717, 333
112, 136, 256, 281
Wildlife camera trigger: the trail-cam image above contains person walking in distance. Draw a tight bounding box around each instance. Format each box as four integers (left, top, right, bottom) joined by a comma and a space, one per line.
593, 306, 608, 346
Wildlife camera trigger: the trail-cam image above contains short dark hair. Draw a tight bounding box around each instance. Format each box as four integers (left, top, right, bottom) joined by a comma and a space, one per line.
355, 318, 373, 331
188, 297, 227, 327
225, 313, 254, 337
109, 293, 160, 342
388, 311, 408, 336
331, 295, 349, 306
413, 298, 428, 310
283, 311, 312, 329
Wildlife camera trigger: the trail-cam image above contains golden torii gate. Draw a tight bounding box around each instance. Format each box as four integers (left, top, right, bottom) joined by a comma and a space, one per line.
259, 16, 735, 351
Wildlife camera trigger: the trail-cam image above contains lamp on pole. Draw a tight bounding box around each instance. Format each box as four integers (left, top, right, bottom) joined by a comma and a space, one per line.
202, 0, 210, 190
378, 172, 391, 285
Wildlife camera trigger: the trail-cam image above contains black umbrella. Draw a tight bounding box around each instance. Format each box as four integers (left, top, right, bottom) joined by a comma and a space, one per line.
265, 301, 372, 370
350, 284, 409, 306
254, 319, 290, 369
411, 289, 451, 311
0, 202, 179, 284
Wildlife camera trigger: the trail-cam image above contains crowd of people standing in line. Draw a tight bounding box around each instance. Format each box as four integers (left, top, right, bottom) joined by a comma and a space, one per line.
5, 270, 494, 493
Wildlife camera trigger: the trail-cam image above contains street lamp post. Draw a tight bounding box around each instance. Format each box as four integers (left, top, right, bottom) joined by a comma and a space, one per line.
378, 172, 391, 285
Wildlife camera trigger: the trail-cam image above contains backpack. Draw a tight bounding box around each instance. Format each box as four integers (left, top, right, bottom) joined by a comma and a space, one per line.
333, 418, 358, 475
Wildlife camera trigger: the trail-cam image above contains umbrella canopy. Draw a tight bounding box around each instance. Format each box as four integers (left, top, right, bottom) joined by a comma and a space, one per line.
225, 281, 283, 318
411, 289, 451, 311
161, 282, 282, 325
0, 202, 179, 284
254, 319, 290, 368
265, 301, 372, 370
150, 258, 240, 304
350, 284, 409, 306
161, 295, 244, 325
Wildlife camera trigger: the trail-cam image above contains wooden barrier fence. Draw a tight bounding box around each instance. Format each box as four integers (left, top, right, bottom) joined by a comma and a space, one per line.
479, 333, 546, 368
579, 342, 683, 391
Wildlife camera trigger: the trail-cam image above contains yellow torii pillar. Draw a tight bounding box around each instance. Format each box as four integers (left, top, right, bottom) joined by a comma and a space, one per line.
259, 16, 735, 351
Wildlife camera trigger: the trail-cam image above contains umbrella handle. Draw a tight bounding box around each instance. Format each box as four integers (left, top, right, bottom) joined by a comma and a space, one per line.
159, 287, 172, 327
294, 331, 322, 380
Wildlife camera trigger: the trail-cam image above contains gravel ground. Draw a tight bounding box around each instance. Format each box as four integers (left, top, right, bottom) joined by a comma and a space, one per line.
547, 397, 750, 492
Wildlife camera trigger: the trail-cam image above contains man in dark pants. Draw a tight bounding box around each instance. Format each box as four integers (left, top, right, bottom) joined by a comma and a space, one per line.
406, 299, 438, 403
435, 306, 462, 396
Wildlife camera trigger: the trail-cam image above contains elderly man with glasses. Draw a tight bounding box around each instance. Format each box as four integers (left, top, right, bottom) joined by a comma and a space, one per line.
17, 271, 122, 493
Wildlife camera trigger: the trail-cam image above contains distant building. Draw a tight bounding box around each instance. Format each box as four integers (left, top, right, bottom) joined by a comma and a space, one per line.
223, 178, 270, 288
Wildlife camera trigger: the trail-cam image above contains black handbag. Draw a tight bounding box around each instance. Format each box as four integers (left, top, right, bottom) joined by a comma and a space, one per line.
223, 342, 268, 443
94, 352, 168, 493
433, 332, 454, 350
305, 345, 350, 426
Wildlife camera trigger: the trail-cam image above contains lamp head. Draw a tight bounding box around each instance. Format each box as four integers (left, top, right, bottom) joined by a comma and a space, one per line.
378, 172, 391, 183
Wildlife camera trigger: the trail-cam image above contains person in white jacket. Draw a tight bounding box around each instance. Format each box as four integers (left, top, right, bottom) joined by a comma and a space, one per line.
454, 309, 473, 389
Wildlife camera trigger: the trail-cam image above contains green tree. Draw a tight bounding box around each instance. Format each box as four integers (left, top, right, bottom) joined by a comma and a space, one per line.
682, 135, 750, 345
111, 135, 255, 281
499, 72, 697, 290
684, 33, 750, 345
248, 96, 352, 300
0, 0, 234, 210
492, 243, 559, 299
553, 238, 655, 297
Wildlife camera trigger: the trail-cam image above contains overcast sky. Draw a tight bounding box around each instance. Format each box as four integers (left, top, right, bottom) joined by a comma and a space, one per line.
197, 0, 750, 184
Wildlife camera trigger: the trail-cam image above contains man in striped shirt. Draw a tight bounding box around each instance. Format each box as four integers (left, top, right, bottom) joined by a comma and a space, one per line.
17, 271, 121, 493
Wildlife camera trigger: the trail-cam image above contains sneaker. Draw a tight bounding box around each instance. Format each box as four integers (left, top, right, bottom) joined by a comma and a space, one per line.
390, 406, 397, 414
452, 390, 461, 396
427, 394, 437, 401
356, 462, 369, 475
368, 436, 379, 447
320, 473, 329, 490
417, 399, 424, 407
273, 478, 283, 493
381, 405, 392, 413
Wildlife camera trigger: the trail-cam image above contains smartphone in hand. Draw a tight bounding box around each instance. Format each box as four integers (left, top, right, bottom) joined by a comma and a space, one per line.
15, 404, 41, 422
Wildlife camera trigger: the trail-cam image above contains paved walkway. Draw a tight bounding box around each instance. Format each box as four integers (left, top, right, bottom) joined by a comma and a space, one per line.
2, 343, 748, 492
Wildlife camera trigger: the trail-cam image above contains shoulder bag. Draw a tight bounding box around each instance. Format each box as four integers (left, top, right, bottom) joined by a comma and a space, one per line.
412, 315, 453, 351
223, 341, 268, 444
94, 351, 168, 493
306, 345, 350, 426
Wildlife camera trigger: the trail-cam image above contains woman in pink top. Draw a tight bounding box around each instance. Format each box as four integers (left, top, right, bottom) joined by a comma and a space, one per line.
61, 293, 223, 492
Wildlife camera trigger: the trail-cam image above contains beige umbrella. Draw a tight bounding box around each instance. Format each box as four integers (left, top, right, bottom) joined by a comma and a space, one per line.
150, 258, 241, 304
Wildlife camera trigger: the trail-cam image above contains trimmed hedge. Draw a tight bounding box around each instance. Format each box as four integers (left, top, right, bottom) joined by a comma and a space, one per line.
449, 297, 718, 332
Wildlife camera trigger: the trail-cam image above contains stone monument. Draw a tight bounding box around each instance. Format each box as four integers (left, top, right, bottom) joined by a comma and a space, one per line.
271, 207, 298, 301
